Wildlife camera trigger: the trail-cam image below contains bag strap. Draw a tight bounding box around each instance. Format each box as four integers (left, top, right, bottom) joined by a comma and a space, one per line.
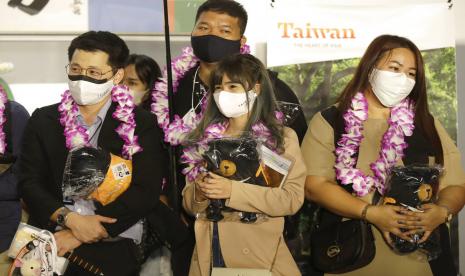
318, 106, 379, 224
320, 106, 355, 194
210, 222, 227, 270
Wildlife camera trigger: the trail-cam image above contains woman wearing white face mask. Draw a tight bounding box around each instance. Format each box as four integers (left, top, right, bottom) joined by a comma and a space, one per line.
302, 35, 465, 276
181, 54, 306, 276
123, 54, 161, 108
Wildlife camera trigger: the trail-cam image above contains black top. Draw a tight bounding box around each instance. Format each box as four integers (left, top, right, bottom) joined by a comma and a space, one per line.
0, 101, 29, 252
19, 102, 164, 236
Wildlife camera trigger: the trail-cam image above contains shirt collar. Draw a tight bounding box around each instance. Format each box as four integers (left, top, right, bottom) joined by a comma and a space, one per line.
77, 97, 112, 127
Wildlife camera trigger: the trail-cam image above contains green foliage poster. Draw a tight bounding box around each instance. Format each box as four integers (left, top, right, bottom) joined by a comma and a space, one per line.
171, 0, 204, 33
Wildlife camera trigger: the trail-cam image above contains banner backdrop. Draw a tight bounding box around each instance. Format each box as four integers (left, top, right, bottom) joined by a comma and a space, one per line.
267, 0, 455, 66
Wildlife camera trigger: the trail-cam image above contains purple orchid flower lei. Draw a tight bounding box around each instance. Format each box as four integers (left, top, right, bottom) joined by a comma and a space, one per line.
0, 86, 8, 154
150, 45, 251, 146
334, 92, 415, 196
58, 85, 142, 160
180, 118, 276, 182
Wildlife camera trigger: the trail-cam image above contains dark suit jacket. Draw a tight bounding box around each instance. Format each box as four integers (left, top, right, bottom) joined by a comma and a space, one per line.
0, 101, 29, 252
18, 102, 163, 236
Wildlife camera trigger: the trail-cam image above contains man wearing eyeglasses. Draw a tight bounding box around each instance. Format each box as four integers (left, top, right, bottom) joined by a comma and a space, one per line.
19, 31, 164, 275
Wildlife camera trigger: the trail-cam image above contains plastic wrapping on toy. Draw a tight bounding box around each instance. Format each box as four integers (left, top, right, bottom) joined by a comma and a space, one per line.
383, 164, 444, 260
277, 101, 302, 126
195, 136, 292, 223
62, 146, 133, 205
62, 147, 110, 201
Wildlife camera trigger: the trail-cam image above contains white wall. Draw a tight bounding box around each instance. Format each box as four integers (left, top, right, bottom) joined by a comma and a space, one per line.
0, 37, 190, 113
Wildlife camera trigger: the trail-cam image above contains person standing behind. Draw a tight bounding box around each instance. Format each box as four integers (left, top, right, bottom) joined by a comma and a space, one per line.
124, 54, 161, 109
124, 53, 190, 276
0, 82, 29, 275
19, 31, 164, 276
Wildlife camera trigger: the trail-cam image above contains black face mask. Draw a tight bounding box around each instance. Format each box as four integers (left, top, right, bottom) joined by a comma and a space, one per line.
68, 74, 109, 84
191, 35, 241, 63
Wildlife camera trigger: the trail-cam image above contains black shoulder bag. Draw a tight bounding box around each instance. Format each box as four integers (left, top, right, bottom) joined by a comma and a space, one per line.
309, 106, 376, 273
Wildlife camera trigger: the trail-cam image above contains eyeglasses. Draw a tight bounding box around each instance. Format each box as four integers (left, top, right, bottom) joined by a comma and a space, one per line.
66, 64, 115, 80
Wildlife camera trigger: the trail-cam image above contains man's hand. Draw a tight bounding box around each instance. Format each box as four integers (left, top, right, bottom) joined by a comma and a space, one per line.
54, 230, 82, 257
65, 213, 116, 243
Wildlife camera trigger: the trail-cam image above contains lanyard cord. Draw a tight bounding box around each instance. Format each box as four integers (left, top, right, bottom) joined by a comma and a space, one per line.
191, 67, 207, 114
37, 230, 58, 276
87, 120, 103, 145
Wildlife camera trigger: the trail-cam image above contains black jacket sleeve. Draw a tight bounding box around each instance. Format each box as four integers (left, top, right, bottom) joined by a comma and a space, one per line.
269, 70, 308, 144
0, 101, 29, 201
95, 112, 163, 236
19, 108, 63, 228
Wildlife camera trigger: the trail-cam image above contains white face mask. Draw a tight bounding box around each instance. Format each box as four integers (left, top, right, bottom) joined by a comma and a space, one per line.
213, 90, 257, 118
369, 68, 415, 107
68, 77, 114, 105
129, 89, 149, 106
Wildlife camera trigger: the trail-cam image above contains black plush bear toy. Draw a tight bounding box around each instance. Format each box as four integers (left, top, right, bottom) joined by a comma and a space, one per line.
383, 165, 441, 257
202, 137, 267, 223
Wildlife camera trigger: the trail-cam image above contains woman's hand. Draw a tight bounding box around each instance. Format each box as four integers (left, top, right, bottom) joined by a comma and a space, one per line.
366, 205, 417, 244
196, 172, 232, 199
194, 172, 209, 202
403, 203, 448, 243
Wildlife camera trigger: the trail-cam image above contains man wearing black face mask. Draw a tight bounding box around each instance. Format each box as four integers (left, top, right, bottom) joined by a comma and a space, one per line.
150, 0, 308, 275
176, 0, 307, 142
19, 31, 165, 275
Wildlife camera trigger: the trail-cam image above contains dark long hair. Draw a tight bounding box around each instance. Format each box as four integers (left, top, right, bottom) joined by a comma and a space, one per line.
337, 34, 443, 164
187, 54, 284, 152
126, 54, 161, 110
